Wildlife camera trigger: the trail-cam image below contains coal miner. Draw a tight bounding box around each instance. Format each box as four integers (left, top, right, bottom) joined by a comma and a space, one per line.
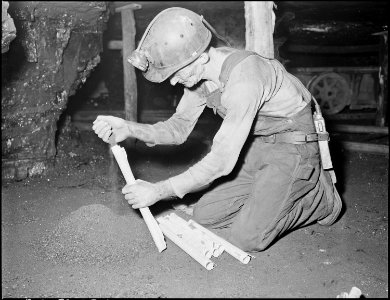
92, 7, 342, 252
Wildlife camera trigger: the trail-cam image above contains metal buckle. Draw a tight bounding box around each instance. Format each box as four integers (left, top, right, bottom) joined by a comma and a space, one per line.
305, 133, 318, 142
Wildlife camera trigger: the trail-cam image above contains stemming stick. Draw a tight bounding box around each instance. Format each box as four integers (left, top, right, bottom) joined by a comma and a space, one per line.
109, 138, 166, 252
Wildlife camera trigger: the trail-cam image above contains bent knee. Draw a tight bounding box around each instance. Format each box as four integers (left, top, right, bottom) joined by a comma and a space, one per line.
229, 229, 271, 252
192, 205, 214, 226
192, 204, 232, 228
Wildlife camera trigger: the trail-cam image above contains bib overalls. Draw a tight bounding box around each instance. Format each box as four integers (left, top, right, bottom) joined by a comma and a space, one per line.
192, 51, 342, 252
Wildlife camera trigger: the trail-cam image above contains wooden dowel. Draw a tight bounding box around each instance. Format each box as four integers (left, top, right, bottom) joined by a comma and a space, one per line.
188, 220, 252, 264
110, 145, 166, 252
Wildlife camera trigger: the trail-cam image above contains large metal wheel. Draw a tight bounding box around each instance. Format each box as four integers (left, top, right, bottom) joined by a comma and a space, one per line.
308, 72, 351, 115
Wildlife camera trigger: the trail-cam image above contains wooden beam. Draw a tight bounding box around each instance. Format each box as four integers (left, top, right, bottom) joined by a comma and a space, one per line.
285, 44, 379, 54
338, 141, 389, 154
324, 112, 376, 121
244, 1, 275, 58
328, 124, 388, 134
118, 6, 138, 123
375, 32, 388, 127
288, 66, 379, 74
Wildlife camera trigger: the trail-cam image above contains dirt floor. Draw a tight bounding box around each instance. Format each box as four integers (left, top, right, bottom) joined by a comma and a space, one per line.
1, 120, 388, 298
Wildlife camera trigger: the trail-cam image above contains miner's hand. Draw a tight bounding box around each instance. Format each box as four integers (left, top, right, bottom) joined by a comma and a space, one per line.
122, 179, 161, 209
92, 115, 130, 144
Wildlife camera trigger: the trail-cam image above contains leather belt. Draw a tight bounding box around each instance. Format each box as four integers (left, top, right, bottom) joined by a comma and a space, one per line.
258, 131, 329, 144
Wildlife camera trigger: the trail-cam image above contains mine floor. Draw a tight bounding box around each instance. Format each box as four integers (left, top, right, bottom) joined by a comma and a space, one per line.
1, 119, 388, 298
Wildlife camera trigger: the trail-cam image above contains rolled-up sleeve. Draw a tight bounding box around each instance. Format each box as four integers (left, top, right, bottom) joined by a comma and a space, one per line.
169, 57, 273, 198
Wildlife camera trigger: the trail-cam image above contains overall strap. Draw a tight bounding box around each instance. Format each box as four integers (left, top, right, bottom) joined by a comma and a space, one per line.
219, 50, 261, 87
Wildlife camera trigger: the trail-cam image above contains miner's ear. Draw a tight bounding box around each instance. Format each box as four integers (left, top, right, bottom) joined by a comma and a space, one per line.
198, 52, 209, 64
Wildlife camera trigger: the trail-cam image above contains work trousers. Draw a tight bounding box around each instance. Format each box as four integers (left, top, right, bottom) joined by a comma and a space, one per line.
192, 105, 335, 252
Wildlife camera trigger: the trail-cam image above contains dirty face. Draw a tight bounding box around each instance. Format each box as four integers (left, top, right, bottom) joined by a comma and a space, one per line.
169, 58, 204, 88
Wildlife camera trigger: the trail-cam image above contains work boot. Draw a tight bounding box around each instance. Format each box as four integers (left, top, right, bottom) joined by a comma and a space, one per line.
318, 185, 342, 226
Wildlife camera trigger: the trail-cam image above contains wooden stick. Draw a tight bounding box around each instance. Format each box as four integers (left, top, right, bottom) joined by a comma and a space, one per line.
188, 220, 252, 264
158, 216, 214, 259
158, 221, 215, 270
110, 145, 166, 252
167, 213, 224, 257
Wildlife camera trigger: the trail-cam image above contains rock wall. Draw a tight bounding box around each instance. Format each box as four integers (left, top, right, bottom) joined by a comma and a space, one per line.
1, 1, 109, 180
2, 1, 17, 53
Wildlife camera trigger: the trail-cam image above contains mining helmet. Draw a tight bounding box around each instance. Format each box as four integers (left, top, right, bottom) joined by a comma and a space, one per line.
128, 7, 212, 83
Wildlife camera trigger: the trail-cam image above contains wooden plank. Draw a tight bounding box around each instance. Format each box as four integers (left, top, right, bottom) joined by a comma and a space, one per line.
120, 8, 138, 122
286, 44, 379, 54
338, 141, 389, 154
288, 66, 379, 74
324, 112, 376, 121
244, 1, 275, 58
328, 124, 388, 134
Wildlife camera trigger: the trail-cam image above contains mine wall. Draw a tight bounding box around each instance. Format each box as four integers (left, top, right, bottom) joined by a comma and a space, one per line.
1, 1, 109, 180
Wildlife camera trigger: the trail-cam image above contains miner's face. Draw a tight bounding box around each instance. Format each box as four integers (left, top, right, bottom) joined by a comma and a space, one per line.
169, 56, 205, 88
